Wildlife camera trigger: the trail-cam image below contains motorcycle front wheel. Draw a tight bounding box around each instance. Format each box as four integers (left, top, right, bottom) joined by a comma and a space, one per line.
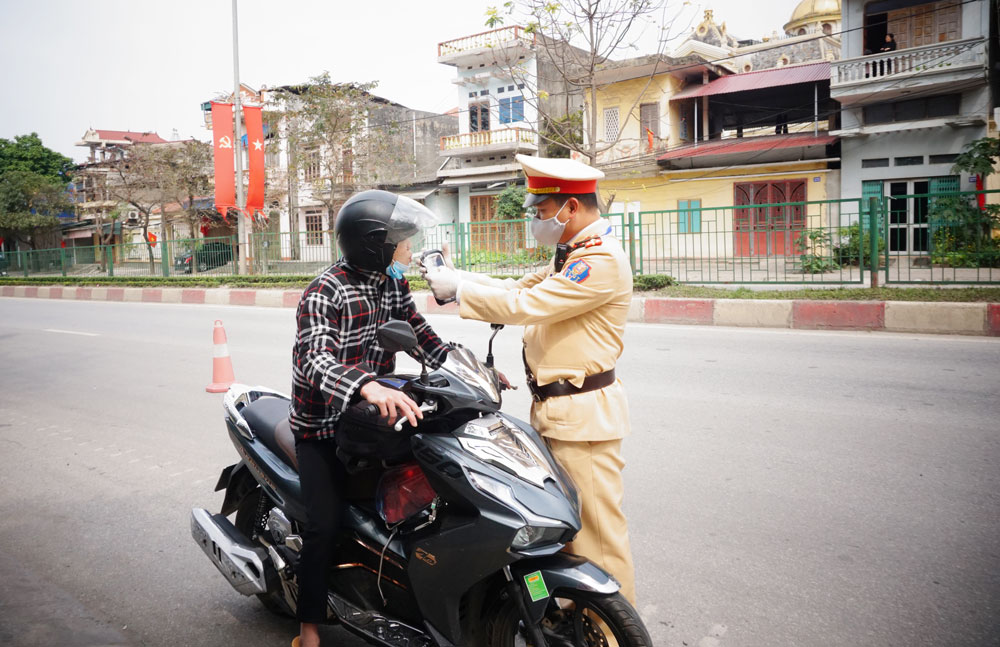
486, 589, 651, 647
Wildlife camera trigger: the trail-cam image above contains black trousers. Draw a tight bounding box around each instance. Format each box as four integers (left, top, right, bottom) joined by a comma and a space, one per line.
295, 439, 347, 624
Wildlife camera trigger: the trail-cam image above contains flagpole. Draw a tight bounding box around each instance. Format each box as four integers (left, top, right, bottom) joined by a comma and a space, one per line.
232, 0, 248, 275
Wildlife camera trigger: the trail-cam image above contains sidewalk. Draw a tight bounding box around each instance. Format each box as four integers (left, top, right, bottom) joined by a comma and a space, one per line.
2, 284, 999, 336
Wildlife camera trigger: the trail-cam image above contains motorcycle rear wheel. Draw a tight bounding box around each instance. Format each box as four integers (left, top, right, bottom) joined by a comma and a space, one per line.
486, 589, 651, 647
235, 488, 295, 618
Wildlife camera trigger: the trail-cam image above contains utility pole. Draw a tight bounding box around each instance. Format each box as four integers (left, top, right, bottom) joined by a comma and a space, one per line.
232, 0, 248, 275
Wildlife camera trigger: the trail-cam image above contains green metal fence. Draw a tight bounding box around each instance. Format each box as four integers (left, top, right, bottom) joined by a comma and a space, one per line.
608, 198, 870, 284
4, 192, 997, 284
877, 189, 1000, 285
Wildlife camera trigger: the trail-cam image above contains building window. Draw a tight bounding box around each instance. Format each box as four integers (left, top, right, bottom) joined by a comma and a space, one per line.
895, 156, 924, 166
470, 102, 490, 132
603, 107, 620, 142
822, 23, 832, 35
303, 149, 321, 181
639, 103, 659, 139
304, 208, 324, 245
863, 93, 960, 125
499, 96, 525, 124
929, 153, 958, 164
341, 149, 353, 184
678, 199, 702, 234
862, 158, 890, 168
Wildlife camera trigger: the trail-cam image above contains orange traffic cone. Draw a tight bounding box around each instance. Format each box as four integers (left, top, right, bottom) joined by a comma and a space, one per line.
206, 319, 236, 393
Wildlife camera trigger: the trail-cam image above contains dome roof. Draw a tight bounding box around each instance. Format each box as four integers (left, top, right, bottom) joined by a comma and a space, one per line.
784, 0, 841, 34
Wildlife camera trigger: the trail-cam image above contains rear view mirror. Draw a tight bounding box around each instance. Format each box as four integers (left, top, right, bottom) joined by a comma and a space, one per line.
379, 320, 419, 354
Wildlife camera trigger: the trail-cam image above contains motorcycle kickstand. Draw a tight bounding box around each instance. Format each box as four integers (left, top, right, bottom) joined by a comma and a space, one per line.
504, 567, 548, 647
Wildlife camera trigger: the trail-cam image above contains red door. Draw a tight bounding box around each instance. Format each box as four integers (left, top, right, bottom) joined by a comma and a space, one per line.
733, 180, 806, 256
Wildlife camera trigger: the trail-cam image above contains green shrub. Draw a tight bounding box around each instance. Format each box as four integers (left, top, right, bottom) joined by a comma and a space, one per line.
833, 222, 885, 266
928, 197, 1000, 268
634, 274, 675, 290
794, 228, 840, 273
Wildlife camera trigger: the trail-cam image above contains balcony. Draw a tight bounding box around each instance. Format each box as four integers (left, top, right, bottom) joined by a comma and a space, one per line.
831, 37, 987, 106
437, 26, 535, 67
439, 127, 538, 156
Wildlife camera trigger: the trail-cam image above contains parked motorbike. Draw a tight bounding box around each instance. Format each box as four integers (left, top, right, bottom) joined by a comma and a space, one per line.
191, 320, 651, 646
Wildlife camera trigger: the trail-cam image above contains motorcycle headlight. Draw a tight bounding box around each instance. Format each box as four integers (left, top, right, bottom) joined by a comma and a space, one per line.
512, 525, 567, 550
467, 471, 567, 549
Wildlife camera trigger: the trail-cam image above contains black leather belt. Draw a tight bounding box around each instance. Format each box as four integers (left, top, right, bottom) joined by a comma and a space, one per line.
528, 368, 616, 402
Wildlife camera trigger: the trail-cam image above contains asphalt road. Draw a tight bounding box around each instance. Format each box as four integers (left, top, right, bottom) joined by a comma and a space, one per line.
0, 297, 998, 647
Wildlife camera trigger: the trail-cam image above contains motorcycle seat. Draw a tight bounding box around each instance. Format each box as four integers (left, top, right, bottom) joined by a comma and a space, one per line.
241, 397, 298, 471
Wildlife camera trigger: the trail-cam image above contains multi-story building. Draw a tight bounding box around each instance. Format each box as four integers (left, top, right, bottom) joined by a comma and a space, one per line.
588, 2, 843, 272
435, 25, 583, 249
67, 129, 169, 252
832, 0, 991, 256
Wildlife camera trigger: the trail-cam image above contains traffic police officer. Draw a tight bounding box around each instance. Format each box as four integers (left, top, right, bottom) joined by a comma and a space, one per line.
424, 153, 637, 605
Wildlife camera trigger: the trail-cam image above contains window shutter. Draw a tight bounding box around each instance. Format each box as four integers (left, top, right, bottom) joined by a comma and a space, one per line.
678, 200, 688, 233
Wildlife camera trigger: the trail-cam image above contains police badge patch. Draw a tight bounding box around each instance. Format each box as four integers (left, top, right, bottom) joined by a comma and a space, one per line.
563, 260, 592, 284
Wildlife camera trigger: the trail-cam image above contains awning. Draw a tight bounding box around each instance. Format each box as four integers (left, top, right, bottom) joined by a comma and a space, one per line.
657, 133, 837, 162
673, 62, 830, 99
397, 187, 436, 201
440, 172, 520, 188
66, 229, 95, 239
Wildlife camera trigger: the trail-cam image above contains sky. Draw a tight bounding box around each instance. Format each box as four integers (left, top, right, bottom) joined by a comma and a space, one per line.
0, 0, 803, 163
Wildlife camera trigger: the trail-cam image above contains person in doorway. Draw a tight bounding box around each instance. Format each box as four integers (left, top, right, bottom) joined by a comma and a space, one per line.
422, 154, 639, 606
289, 190, 452, 647
879, 33, 897, 52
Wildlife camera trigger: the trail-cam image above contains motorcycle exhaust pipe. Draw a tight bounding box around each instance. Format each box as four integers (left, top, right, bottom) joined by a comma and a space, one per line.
190, 508, 270, 596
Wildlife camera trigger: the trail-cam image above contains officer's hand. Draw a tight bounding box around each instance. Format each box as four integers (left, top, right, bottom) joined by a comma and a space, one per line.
440, 241, 457, 270
426, 266, 461, 301
360, 381, 422, 428
497, 370, 516, 391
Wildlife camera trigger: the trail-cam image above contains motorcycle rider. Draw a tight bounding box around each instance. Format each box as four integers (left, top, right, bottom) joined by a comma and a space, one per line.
289, 190, 452, 647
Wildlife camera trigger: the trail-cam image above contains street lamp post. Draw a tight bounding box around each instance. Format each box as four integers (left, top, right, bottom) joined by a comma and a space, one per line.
232, 0, 248, 275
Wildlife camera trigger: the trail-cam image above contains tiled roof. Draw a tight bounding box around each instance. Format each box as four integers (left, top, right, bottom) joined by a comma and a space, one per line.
93, 130, 168, 144
672, 62, 830, 99
657, 133, 836, 162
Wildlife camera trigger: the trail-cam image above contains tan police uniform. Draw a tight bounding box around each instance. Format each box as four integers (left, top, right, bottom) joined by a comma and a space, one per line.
454, 154, 638, 605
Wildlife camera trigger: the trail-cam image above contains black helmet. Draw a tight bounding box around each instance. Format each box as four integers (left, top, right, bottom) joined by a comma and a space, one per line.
334, 190, 438, 271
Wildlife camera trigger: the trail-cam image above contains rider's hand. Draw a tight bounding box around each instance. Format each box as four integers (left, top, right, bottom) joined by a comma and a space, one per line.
360, 381, 422, 428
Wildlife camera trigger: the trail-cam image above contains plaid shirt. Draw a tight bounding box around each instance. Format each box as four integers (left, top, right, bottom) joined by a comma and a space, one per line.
290, 259, 451, 441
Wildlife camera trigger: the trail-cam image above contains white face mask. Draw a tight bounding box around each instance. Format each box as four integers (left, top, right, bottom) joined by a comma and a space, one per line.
529, 200, 569, 246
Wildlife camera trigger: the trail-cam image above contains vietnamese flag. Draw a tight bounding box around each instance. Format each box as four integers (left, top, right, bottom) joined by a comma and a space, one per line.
646, 128, 654, 152
244, 105, 265, 217
211, 102, 236, 217
148, 232, 158, 248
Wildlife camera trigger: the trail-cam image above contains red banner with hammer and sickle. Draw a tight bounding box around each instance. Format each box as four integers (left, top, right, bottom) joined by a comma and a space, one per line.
211, 102, 235, 218
243, 105, 265, 216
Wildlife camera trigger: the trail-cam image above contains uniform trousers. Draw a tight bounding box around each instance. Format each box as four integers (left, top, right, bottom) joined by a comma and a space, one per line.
295, 439, 348, 624
545, 437, 637, 606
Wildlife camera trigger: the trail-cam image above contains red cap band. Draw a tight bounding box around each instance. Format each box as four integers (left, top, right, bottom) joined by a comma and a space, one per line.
526, 176, 598, 195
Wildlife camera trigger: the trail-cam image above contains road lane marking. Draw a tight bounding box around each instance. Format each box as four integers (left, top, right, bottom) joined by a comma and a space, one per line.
44, 328, 99, 337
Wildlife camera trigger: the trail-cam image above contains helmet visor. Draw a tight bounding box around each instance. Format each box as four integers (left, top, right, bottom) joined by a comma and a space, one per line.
386, 195, 439, 246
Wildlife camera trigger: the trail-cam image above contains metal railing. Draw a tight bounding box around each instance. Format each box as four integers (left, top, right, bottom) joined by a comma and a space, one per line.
437, 25, 535, 58
832, 37, 986, 86
440, 127, 537, 152
4, 192, 996, 284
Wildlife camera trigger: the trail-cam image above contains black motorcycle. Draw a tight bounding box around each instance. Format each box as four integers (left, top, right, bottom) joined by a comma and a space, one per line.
191, 320, 651, 646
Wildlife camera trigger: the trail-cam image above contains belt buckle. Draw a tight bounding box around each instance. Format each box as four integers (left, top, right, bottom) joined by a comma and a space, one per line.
527, 380, 542, 402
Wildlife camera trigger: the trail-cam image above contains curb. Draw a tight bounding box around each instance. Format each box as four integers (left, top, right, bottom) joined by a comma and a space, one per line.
3, 285, 999, 337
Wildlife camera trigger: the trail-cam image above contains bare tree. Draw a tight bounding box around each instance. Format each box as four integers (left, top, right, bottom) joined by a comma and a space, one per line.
270, 73, 404, 259
485, 0, 691, 166
158, 140, 214, 240
106, 143, 171, 274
